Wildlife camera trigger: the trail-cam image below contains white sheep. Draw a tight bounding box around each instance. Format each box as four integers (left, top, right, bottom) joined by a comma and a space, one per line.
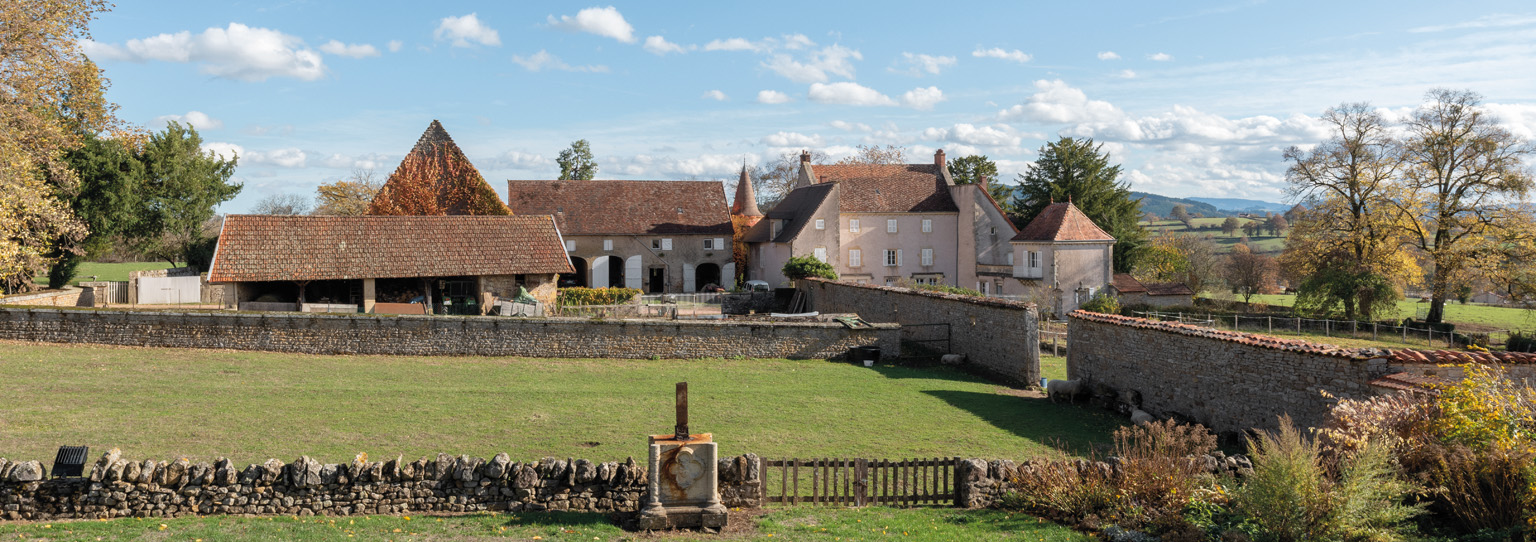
1130, 409, 1156, 426
1046, 379, 1081, 403
940, 353, 967, 365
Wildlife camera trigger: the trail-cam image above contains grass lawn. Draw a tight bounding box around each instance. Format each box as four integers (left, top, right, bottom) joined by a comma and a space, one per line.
0, 507, 1090, 541
1040, 354, 1066, 381
1236, 293, 1536, 331
0, 341, 1124, 467
31, 261, 182, 287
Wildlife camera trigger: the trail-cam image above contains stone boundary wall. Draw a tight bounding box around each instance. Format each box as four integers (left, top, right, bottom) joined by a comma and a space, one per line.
0, 308, 900, 360
0, 288, 83, 308
799, 279, 1040, 385
1068, 311, 1536, 433
0, 451, 761, 521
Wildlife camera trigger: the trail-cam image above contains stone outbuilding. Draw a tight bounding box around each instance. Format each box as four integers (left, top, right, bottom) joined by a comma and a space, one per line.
505, 179, 736, 293
208, 215, 574, 314
1109, 273, 1195, 308
1011, 201, 1116, 315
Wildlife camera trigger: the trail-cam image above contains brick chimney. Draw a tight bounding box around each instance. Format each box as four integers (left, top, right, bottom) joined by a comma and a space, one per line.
934, 148, 946, 169
800, 150, 812, 164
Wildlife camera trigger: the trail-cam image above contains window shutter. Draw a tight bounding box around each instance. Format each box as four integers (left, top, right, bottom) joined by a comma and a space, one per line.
662, 238, 673, 250
897, 249, 903, 266
850, 219, 860, 233
715, 238, 725, 250
565, 240, 575, 252
887, 219, 898, 233
603, 239, 613, 251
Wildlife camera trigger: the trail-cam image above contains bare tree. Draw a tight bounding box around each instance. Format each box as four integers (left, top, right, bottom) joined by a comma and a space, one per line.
1395, 88, 1535, 323
1226, 244, 1279, 304
251, 193, 312, 215
835, 144, 907, 165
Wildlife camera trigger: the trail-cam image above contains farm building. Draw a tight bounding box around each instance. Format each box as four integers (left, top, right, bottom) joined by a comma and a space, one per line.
208, 215, 574, 314
1109, 273, 1196, 308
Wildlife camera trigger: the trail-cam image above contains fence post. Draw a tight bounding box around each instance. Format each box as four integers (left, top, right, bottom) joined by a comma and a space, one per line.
1402, 325, 1407, 343
1373, 323, 1378, 341
1052, 334, 1058, 357
1325, 319, 1330, 337
855, 459, 868, 507
1268, 316, 1273, 334
1234, 314, 1239, 331
1296, 317, 1301, 334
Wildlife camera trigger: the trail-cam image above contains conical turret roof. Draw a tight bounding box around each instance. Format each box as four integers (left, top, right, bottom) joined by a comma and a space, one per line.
731, 165, 763, 217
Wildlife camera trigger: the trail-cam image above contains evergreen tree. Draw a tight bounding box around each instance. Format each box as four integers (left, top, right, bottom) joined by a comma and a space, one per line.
557, 139, 597, 180
1012, 137, 1145, 273
127, 122, 241, 267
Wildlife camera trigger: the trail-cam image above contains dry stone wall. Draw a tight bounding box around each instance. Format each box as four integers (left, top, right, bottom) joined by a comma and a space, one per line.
0, 451, 762, 521
0, 288, 83, 308
800, 279, 1040, 385
0, 308, 899, 360
1068, 312, 1398, 433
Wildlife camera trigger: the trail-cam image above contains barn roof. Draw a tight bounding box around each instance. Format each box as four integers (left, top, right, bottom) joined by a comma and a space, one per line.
504, 179, 732, 236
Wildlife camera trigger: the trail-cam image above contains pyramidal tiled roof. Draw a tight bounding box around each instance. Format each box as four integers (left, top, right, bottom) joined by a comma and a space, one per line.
1013, 202, 1114, 242
368, 120, 511, 216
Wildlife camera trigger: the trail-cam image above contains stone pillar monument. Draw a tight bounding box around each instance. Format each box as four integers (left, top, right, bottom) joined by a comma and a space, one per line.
637, 382, 728, 530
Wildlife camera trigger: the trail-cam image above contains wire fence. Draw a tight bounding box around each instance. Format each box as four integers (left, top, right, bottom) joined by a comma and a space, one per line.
554, 292, 728, 320
1132, 310, 1505, 350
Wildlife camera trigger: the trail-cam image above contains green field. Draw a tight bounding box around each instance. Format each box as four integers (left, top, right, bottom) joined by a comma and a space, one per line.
1236, 293, 1536, 331
31, 261, 182, 287
1140, 218, 1286, 254
0, 341, 1123, 467
0, 507, 1091, 541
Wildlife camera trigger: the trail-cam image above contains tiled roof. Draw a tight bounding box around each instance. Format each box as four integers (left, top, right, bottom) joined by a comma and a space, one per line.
1111, 273, 1147, 293
1367, 372, 1444, 393
1145, 282, 1195, 296
1013, 202, 1114, 242
731, 167, 763, 217
1071, 310, 1536, 365
812, 164, 958, 213
208, 215, 573, 283
749, 183, 836, 242
504, 180, 733, 236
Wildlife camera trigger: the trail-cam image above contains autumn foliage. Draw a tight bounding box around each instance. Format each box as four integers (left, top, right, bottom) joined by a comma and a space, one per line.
368, 143, 509, 216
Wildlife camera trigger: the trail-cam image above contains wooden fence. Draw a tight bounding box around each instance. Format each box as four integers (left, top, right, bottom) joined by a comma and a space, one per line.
762, 457, 957, 507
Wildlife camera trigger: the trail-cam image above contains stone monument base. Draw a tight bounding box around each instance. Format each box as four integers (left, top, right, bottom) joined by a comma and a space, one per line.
637, 433, 728, 530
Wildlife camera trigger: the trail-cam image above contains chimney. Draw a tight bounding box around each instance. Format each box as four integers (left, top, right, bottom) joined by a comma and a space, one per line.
934, 148, 946, 169
800, 150, 811, 164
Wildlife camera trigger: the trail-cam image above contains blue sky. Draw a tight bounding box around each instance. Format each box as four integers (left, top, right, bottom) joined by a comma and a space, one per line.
81, 1, 1536, 213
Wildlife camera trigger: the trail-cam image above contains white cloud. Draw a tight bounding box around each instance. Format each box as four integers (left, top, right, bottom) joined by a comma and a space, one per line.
971, 47, 1031, 63
998, 79, 1127, 125
547, 6, 635, 43
201, 142, 244, 162
154, 111, 223, 130
703, 34, 815, 53
891, 52, 956, 76
435, 13, 501, 47
761, 131, 823, 147
702, 89, 727, 101
830, 120, 871, 132
923, 123, 1022, 147
387, 40, 403, 52
643, 35, 689, 55
808, 82, 896, 106
80, 23, 324, 82
488, 150, 550, 170
1097, 51, 1121, 60
756, 90, 791, 104
762, 44, 861, 83
1409, 14, 1536, 33
1484, 102, 1536, 140
1117, 69, 1137, 79
511, 50, 608, 72
319, 40, 379, 58
1148, 52, 1173, 61
900, 86, 946, 110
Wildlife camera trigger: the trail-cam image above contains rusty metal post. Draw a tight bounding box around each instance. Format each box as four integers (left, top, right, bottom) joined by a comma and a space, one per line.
674, 382, 689, 440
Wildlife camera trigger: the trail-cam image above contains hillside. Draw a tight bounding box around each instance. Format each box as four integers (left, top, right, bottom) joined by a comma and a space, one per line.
1131, 191, 1225, 218
1187, 197, 1289, 214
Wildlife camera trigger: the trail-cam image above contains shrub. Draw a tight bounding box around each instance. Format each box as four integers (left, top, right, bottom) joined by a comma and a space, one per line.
1406, 443, 1534, 535
1508, 331, 1536, 353
555, 287, 641, 307
1317, 392, 1436, 457
1429, 364, 1535, 453
781, 255, 837, 281
895, 278, 982, 297
1080, 291, 1120, 314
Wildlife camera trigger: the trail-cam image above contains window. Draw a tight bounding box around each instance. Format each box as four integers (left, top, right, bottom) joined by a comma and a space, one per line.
850, 219, 860, 233
815, 219, 825, 230
885, 249, 901, 267
849, 249, 862, 267
1029, 251, 1041, 269
603, 239, 613, 251
1007, 251, 1014, 265
703, 238, 715, 250
564, 240, 575, 252
772, 220, 783, 238
979, 282, 989, 295
653, 238, 674, 250
813, 247, 827, 261
887, 219, 898, 233
922, 219, 932, 233
921, 248, 933, 266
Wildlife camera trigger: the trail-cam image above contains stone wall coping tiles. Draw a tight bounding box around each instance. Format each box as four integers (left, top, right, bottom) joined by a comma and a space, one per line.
803, 277, 1037, 311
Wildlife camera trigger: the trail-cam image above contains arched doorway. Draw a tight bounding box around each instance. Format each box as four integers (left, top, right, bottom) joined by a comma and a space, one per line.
564, 257, 589, 288
695, 263, 721, 291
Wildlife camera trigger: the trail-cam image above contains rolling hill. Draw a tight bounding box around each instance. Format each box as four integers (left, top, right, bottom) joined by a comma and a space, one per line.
1131, 191, 1225, 218
1187, 197, 1289, 214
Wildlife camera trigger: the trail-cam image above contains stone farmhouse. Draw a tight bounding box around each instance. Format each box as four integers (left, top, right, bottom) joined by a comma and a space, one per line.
739, 150, 1020, 293
208, 215, 574, 314
505, 179, 736, 293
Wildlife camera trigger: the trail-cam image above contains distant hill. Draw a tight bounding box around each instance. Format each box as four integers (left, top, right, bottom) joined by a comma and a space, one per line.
1131, 191, 1225, 218
1187, 197, 1289, 214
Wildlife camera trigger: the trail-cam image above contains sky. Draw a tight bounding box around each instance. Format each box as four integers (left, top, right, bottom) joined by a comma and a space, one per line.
79, 1, 1536, 213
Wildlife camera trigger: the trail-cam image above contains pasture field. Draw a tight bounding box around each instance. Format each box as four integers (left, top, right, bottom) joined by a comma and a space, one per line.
0, 341, 1122, 467
1237, 293, 1536, 331
1140, 219, 1286, 254
31, 261, 182, 287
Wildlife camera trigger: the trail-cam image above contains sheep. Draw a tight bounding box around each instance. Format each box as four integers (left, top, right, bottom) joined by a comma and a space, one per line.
1130, 409, 1156, 426
1046, 379, 1081, 403
940, 353, 967, 365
